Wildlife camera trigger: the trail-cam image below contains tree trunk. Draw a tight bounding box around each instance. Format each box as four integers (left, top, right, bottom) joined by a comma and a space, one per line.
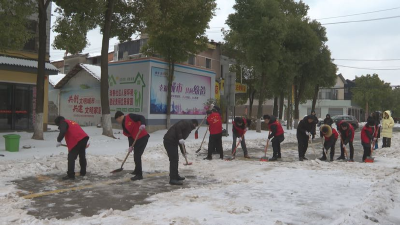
311, 84, 319, 113
256, 72, 266, 133
249, 89, 255, 118
273, 96, 278, 117
294, 84, 300, 128
166, 61, 174, 129
32, 0, 50, 140
279, 91, 284, 120
100, 0, 115, 138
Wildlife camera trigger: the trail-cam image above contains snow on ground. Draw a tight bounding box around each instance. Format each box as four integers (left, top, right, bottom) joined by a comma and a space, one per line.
0, 125, 399, 225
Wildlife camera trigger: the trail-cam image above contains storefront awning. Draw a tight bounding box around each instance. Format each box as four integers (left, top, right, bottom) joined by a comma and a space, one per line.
0, 56, 59, 75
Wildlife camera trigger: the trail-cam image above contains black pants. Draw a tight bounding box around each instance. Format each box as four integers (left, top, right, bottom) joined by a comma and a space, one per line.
232, 132, 247, 155
297, 136, 309, 158
129, 135, 149, 176
272, 135, 284, 158
362, 143, 371, 161
208, 133, 223, 158
322, 139, 336, 159
382, 137, 392, 148
67, 136, 89, 177
163, 141, 181, 180
339, 141, 354, 159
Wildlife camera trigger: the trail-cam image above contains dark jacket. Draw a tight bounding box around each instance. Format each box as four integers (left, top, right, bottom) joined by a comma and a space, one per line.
57, 119, 69, 142
323, 114, 333, 127
297, 116, 316, 139
164, 120, 196, 144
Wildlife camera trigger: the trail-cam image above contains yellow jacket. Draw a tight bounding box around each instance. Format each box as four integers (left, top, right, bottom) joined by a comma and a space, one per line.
381, 110, 395, 138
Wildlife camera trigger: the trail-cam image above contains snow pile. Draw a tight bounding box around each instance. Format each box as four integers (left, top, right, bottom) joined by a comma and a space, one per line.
0, 126, 399, 224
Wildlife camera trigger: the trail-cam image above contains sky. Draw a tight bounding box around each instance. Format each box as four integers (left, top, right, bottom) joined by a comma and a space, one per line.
49, 0, 400, 85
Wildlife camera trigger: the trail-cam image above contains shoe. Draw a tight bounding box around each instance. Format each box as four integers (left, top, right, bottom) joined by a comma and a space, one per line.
177, 175, 185, 181
130, 175, 143, 181
302, 157, 308, 160
336, 156, 345, 160
348, 159, 354, 162
269, 157, 278, 161
277, 155, 281, 159
330, 158, 334, 162
244, 154, 250, 158
299, 157, 303, 161
169, 179, 183, 185
203, 157, 212, 160
80, 173, 86, 177
62, 175, 75, 180
319, 157, 327, 161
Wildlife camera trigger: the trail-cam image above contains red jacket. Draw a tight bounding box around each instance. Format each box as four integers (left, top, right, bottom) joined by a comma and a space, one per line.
207, 112, 222, 135
361, 125, 373, 145
324, 128, 338, 142
268, 120, 284, 137
338, 121, 355, 142
233, 119, 247, 137
64, 120, 88, 151
123, 115, 149, 140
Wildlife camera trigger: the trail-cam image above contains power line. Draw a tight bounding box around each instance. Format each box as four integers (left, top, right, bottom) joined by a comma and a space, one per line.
317, 6, 400, 20
322, 15, 400, 25
336, 64, 400, 70
334, 58, 400, 62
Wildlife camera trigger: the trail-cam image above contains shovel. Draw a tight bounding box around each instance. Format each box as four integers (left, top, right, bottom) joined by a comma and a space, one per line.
180, 144, 192, 165
365, 141, 375, 163
111, 130, 142, 173
260, 131, 271, 162
195, 115, 208, 139
225, 134, 244, 161
196, 127, 208, 153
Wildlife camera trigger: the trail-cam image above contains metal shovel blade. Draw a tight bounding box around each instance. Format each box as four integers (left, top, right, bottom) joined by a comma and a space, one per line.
225, 155, 235, 161
110, 168, 123, 173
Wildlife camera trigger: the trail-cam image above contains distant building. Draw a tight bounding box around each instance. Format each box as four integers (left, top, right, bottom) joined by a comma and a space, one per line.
299, 74, 364, 121
51, 51, 114, 74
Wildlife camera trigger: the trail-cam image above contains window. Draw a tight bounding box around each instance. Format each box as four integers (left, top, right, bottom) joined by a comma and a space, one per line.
206, 58, 211, 69
92, 57, 98, 65
188, 55, 195, 65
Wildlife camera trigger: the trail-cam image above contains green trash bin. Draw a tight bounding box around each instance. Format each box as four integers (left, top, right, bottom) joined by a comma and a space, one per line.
3, 134, 21, 152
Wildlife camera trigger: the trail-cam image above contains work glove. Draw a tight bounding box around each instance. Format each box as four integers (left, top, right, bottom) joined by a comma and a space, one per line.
129, 146, 134, 153
245, 128, 248, 132
179, 139, 185, 145
139, 125, 146, 131
56, 142, 62, 148
210, 104, 215, 109
373, 138, 377, 141
306, 132, 311, 136
238, 138, 242, 142
268, 135, 273, 140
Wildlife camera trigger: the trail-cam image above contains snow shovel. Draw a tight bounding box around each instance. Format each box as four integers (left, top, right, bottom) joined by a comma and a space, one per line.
260, 131, 271, 162
195, 115, 208, 139
225, 133, 245, 161
340, 135, 349, 161
365, 140, 375, 163
196, 127, 208, 153
180, 144, 192, 165
110, 130, 142, 173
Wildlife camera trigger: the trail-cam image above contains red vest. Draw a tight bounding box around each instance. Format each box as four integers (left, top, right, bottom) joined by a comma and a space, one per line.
64, 120, 88, 151
338, 121, 355, 142
233, 119, 247, 136
123, 115, 149, 140
207, 112, 222, 135
361, 125, 373, 144
268, 120, 284, 137
324, 128, 338, 141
